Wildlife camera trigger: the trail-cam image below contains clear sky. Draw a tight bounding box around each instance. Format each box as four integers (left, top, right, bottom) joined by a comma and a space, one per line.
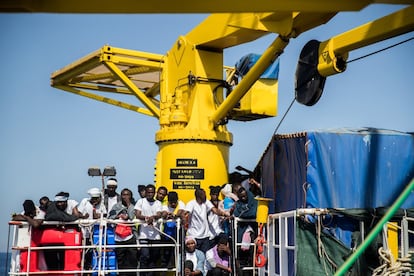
1, 5, 413, 251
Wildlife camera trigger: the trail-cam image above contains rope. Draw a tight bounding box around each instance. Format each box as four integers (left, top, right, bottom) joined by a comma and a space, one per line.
320, 241, 340, 276
372, 247, 412, 276
315, 216, 339, 275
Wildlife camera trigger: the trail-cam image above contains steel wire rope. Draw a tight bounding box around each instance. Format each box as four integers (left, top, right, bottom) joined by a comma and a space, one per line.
273, 97, 296, 135
347, 35, 414, 64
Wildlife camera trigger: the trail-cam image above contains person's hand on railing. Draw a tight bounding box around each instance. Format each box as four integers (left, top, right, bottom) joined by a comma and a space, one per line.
145, 216, 154, 225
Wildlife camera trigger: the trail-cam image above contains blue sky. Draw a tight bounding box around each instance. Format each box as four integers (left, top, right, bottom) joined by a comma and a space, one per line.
1, 5, 413, 251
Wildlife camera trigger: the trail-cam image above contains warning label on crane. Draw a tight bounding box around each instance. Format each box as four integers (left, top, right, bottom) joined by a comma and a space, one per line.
171, 158, 203, 189
176, 158, 198, 167
172, 180, 201, 189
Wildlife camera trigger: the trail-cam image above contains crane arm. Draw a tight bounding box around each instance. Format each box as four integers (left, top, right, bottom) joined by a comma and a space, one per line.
295, 5, 414, 106
210, 36, 289, 126
178, 11, 338, 126
185, 12, 337, 48
317, 5, 414, 76
51, 45, 164, 118
0, 0, 378, 13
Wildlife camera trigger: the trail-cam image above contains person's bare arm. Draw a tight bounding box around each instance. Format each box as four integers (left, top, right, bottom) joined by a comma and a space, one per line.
211, 207, 230, 217
12, 214, 43, 228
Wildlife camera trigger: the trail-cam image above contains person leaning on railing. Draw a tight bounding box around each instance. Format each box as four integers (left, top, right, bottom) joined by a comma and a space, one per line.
231, 186, 258, 269
12, 199, 44, 228
160, 191, 186, 268
108, 188, 138, 276
134, 184, 163, 275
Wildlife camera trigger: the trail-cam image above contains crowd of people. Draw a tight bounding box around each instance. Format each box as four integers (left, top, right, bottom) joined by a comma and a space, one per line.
12, 173, 262, 276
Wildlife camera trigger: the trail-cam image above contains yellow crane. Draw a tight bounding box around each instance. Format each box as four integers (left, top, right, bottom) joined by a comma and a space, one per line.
1, 1, 413, 204
2, 2, 414, 275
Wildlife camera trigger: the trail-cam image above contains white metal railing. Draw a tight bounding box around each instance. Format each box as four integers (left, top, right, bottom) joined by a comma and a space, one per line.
8, 210, 413, 275
232, 217, 261, 275
7, 218, 182, 275
267, 208, 414, 276
9, 217, 268, 276
267, 210, 297, 276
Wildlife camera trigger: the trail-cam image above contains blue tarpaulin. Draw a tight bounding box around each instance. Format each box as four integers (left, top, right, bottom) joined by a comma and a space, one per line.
306, 128, 414, 209
258, 128, 414, 213
235, 53, 279, 79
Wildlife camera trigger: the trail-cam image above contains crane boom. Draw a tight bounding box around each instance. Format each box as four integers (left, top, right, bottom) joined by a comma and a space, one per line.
0, 0, 383, 13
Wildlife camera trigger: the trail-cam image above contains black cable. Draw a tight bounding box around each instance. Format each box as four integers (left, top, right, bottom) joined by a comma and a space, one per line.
347, 35, 414, 64
273, 97, 296, 135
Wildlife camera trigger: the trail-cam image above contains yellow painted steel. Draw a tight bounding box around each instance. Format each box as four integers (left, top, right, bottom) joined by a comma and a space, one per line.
210, 36, 289, 126
154, 38, 234, 198
103, 61, 160, 118
0, 0, 377, 13
318, 5, 414, 76
54, 85, 155, 117
231, 79, 278, 121
256, 198, 273, 224
48, 6, 414, 201
155, 142, 230, 203
51, 45, 164, 118
387, 222, 399, 263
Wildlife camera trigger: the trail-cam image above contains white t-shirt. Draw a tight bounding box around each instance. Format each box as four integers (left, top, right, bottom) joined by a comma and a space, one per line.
186, 251, 198, 272
65, 199, 79, 215
107, 196, 118, 213
77, 198, 107, 219
161, 201, 186, 214
20, 206, 45, 219
134, 198, 162, 240
37, 209, 46, 220
185, 200, 214, 239
208, 203, 223, 239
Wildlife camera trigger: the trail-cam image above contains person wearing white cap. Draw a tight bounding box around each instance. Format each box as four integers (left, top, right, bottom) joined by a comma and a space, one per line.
104, 177, 121, 212
184, 236, 206, 276
44, 191, 84, 221
76, 187, 107, 272
77, 187, 107, 220
54, 191, 81, 216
